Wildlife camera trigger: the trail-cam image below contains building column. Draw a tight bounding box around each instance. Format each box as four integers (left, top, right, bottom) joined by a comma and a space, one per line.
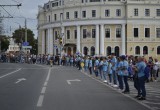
47, 29, 50, 54
100, 24, 105, 55
77, 25, 81, 53
49, 28, 53, 55
121, 24, 126, 55
96, 24, 100, 55
42, 30, 45, 54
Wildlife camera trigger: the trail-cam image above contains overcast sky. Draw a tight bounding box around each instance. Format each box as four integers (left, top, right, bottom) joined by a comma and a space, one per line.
0, 0, 48, 38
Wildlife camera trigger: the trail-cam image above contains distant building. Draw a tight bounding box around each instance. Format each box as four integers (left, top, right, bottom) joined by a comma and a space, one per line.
37, 0, 160, 59
7, 38, 20, 53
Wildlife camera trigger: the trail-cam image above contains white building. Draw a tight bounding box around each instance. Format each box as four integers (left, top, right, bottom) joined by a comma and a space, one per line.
7, 38, 20, 53
37, 0, 160, 59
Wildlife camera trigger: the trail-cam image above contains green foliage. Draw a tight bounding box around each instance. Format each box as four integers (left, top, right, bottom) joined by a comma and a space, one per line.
0, 35, 9, 51
12, 28, 37, 54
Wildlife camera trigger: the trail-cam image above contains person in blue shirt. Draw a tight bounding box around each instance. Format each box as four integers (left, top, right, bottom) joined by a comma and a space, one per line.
94, 57, 99, 77
111, 54, 118, 87
133, 56, 146, 100
99, 57, 103, 80
88, 57, 93, 75
108, 60, 113, 85
117, 57, 124, 90
102, 57, 108, 83
84, 57, 89, 72
121, 55, 130, 94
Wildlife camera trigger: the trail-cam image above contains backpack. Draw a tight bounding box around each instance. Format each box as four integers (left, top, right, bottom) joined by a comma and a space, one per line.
144, 66, 150, 79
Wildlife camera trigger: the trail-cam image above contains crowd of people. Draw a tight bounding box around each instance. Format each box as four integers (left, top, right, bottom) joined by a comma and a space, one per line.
1, 53, 160, 100
40, 54, 159, 100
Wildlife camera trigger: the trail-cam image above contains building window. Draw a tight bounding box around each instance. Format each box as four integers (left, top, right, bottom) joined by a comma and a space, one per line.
91, 46, 95, 56
52, 2, 58, 7
145, 9, 150, 16
74, 30, 77, 39
145, 28, 150, 38
116, 28, 121, 38
66, 12, 69, 19
48, 15, 51, 22
143, 46, 148, 55
157, 46, 160, 54
67, 30, 70, 39
107, 46, 111, 56
92, 10, 96, 17
83, 47, 88, 55
156, 28, 160, 38
105, 9, 110, 17
134, 8, 138, 16
92, 29, 96, 38
134, 28, 138, 37
83, 29, 87, 38
55, 31, 58, 40
157, 9, 160, 16
135, 46, 140, 55
54, 14, 57, 21
115, 46, 120, 57
82, 11, 86, 18
82, 0, 84, 3
74, 11, 78, 18
116, 9, 121, 17
105, 28, 110, 38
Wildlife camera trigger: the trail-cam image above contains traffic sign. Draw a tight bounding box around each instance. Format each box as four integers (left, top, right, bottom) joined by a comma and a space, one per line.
23, 42, 29, 46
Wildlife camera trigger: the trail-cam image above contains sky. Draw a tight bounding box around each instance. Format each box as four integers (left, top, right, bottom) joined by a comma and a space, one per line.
0, 0, 48, 38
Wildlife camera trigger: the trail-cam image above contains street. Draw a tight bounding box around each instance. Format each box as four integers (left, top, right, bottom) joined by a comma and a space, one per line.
0, 63, 159, 110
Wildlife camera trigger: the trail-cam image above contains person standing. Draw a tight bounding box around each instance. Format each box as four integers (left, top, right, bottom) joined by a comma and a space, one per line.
88, 57, 93, 75
117, 57, 123, 91
102, 57, 108, 83
121, 55, 130, 94
111, 54, 118, 87
94, 57, 99, 77
133, 56, 146, 100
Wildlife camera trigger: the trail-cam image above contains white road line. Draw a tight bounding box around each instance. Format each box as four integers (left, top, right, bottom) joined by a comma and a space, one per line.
44, 82, 48, 86
37, 68, 51, 108
41, 87, 46, 94
81, 71, 156, 110
37, 95, 44, 107
46, 69, 51, 82
0, 68, 21, 79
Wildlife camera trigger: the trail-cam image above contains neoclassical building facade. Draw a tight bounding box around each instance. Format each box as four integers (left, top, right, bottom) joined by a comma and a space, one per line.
37, 0, 160, 59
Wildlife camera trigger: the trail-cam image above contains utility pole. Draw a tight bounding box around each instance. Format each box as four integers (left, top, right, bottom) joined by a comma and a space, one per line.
25, 18, 27, 42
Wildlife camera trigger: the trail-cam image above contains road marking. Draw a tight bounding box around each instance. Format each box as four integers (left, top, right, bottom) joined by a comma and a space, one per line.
46, 69, 51, 82
37, 68, 51, 107
37, 95, 44, 107
81, 71, 156, 110
67, 79, 81, 85
41, 87, 46, 94
44, 82, 48, 86
143, 101, 160, 105
15, 78, 26, 84
0, 68, 21, 79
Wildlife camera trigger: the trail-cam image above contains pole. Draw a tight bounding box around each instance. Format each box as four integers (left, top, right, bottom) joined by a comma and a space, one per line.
25, 18, 27, 42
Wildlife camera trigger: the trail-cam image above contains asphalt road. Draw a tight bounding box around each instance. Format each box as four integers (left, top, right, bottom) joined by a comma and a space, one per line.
0, 63, 158, 110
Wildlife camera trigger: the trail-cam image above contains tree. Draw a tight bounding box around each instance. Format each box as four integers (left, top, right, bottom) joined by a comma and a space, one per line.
0, 35, 9, 52
12, 28, 37, 54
